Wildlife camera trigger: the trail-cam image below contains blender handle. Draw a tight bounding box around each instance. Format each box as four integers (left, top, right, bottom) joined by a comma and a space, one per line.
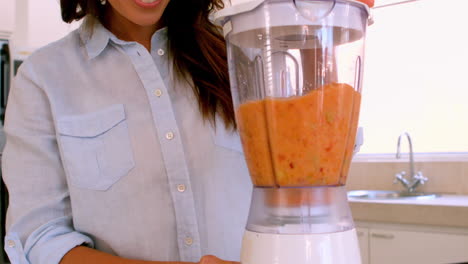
271, 51, 301, 96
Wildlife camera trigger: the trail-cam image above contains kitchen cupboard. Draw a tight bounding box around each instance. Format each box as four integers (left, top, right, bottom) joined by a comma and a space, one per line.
0, 0, 15, 37
357, 228, 369, 264
357, 224, 468, 264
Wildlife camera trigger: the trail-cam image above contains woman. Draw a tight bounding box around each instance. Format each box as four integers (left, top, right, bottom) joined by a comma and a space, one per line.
2, 0, 251, 263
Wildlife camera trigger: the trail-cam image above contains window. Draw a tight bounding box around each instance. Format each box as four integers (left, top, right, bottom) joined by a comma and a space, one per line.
358, 0, 468, 154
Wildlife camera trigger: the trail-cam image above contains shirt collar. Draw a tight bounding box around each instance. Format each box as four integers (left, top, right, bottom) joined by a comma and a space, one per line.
80, 21, 168, 60
80, 21, 111, 60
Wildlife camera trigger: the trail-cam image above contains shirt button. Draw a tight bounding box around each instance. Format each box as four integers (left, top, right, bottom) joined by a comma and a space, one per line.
6, 240, 15, 248
154, 89, 163, 97
177, 184, 186, 193
184, 237, 193, 246
157, 49, 165, 56
165, 132, 174, 140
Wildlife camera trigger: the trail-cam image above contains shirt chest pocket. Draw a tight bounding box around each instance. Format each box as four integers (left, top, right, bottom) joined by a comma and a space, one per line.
56, 104, 135, 191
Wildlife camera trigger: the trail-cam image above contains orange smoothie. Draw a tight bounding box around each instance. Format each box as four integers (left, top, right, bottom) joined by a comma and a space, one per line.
237, 83, 361, 187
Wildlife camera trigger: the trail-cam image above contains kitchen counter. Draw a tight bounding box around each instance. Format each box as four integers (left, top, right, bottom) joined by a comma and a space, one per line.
349, 195, 468, 228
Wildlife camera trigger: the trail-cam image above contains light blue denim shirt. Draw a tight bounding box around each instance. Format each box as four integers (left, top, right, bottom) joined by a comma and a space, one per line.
2, 22, 252, 264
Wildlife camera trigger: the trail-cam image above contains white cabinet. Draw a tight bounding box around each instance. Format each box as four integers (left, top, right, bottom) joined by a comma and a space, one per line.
0, 0, 15, 37
356, 228, 369, 264
357, 223, 468, 264
369, 228, 468, 264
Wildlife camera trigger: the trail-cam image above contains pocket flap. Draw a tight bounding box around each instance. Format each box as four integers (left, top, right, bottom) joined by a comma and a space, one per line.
57, 104, 126, 138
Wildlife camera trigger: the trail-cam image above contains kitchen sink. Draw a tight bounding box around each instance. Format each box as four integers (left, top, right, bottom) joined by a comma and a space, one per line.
347, 190, 440, 200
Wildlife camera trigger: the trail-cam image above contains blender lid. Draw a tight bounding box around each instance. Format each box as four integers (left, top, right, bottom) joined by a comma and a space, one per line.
214, 0, 373, 25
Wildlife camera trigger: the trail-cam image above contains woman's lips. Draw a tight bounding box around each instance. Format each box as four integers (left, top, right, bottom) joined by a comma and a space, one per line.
134, 0, 163, 8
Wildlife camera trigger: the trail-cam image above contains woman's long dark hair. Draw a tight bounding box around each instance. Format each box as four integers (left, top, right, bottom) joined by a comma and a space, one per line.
60, 0, 235, 129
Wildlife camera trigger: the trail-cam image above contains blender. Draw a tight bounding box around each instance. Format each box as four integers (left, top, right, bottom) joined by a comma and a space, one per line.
215, 0, 372, 263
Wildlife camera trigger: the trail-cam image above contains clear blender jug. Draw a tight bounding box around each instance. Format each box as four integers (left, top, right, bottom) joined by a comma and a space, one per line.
216, 0, 371, 263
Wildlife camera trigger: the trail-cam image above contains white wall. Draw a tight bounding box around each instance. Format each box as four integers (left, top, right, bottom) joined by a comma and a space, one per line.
0, 0, 16, 38
12, 0, 80, 54
12, 0, 28, 50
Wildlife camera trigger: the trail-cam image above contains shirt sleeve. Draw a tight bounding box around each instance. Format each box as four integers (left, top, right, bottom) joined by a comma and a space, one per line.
2, 60, 94, 264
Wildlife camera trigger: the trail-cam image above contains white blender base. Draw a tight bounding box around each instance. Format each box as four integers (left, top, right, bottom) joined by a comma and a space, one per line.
241, 228, 361, 264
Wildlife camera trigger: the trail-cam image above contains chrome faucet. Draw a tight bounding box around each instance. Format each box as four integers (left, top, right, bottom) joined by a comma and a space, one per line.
393, 132, 428, 193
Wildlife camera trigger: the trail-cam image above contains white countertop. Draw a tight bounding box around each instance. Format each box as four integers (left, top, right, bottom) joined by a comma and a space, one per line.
348, 194, 468, 207
348, 194, 468, 228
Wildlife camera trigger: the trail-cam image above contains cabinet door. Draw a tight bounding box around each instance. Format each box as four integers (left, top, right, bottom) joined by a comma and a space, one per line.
356, 228, 369, 264
0, 0, 15, 34
370, 228, 468, 264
